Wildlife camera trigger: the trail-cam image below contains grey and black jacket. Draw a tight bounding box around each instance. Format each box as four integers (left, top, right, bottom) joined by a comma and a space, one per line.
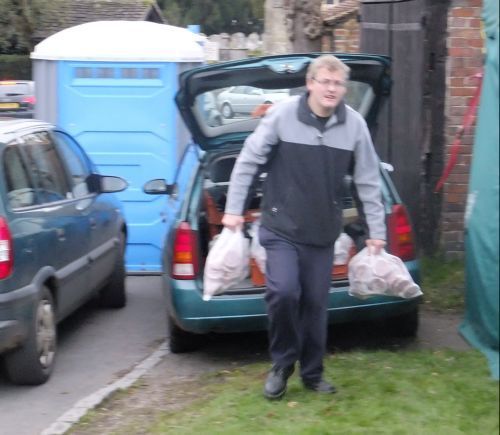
225, 93, 386, 247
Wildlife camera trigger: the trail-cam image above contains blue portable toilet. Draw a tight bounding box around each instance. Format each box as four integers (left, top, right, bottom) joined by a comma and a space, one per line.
31, 21, 205, 273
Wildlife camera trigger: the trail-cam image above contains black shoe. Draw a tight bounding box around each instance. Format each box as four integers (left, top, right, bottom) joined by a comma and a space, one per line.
264, 364, 295, 400
303, 379, 337, 394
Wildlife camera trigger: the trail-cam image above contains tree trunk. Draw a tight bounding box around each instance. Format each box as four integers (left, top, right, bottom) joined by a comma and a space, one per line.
286, 0, 323, 53
263, 0, 291, 54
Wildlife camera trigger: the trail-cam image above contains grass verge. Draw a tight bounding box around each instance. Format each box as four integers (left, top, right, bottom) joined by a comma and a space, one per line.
421, 254, 465, 312
139, 350, 498, 434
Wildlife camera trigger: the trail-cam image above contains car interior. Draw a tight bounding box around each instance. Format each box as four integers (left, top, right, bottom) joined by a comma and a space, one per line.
197, 151, 369, 288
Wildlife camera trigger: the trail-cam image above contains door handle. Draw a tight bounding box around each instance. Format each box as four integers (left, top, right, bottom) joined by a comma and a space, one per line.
90, 217, 97, 229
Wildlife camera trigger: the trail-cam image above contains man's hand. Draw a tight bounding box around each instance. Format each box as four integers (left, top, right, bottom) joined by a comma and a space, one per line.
365, 238, 386, 255
222, 213, 244, 231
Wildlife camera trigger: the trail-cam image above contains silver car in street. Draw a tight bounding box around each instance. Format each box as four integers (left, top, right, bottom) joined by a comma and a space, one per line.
217, 86, 289, 119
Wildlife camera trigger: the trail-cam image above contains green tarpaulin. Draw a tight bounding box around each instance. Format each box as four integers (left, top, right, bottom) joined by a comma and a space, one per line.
459, 0, 499, 380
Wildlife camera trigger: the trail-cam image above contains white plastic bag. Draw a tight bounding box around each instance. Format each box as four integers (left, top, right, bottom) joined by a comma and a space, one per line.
334, 233, 354, 265
348, 248, 423, 299
203, 228, 250, 301
249, 219, 266, 273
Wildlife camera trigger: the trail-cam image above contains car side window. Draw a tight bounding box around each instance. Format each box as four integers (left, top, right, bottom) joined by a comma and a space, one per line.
51, 131, 92, 198
2, 144, 36, 208
21, 131, 71, 204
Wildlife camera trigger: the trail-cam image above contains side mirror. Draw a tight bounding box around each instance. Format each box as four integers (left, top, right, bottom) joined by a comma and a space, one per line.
101, 175, 128, 193
143, 179, 178, 197
87, 174, 128, 193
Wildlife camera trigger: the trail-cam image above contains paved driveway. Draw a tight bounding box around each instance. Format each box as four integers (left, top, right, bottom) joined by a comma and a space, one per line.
0, 276, 166, 435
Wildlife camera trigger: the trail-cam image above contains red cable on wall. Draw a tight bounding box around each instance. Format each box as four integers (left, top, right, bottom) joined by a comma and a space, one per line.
434, 71, 484, 193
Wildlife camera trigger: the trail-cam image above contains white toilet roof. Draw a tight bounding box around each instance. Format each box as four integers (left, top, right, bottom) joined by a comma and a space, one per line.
31, 21, 205, 62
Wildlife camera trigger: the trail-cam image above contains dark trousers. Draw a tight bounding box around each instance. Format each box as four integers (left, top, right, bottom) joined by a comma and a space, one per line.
259, 225, 334, 383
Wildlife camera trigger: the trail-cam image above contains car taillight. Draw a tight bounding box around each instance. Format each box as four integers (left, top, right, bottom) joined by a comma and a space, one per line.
22, 96, 36, 105
172, 222, 199, 280
387, 204, 416, 261
0, 217, 13, 279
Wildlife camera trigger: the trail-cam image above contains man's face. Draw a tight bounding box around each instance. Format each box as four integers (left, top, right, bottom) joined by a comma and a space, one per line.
306, 67, 347, 115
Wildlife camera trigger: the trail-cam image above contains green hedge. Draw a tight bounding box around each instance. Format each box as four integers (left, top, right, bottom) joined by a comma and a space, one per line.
0, 55, 32, 80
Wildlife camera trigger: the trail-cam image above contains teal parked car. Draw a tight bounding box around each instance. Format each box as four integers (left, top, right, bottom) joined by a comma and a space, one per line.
0, 118, 128, 384
143, 53, 421, 353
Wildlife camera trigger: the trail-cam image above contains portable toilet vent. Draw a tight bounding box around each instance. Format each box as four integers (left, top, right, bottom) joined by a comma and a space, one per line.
31, 21, 205, 273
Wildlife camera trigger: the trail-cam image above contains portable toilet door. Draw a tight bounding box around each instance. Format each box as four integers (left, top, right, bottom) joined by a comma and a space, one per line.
31, 21, 205, 273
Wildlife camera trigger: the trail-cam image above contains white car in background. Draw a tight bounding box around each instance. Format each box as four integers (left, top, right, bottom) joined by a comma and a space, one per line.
0, 80, 35, 118
217, 86, 289, 119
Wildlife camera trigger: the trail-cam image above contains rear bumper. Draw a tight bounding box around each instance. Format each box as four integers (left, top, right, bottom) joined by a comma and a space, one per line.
0, 284, 38, 353
172, 294, 419, 335
167, 259, 421, 334
0, 111, 34, 119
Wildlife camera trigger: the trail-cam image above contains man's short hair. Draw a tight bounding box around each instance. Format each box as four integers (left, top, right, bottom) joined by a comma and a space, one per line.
306, 55, 350, 80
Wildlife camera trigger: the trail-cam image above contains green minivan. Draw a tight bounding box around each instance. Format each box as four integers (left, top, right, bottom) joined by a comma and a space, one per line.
0, 118, 128, 384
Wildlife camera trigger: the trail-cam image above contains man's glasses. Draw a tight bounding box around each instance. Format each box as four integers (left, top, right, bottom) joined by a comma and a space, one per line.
312, 77, 347, 88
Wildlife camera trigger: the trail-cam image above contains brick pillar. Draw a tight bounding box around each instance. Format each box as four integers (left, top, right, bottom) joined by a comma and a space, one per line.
323, 15, 360, 53
341, 16, 360, 52
441, 0, 483, 259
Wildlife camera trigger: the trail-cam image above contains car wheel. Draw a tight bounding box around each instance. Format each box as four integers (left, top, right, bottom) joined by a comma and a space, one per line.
99, 233, 127, 308
385, 306, 419, 338
221, 103, 233, 119
3, 286, 56, 385
167, 315, 202, 353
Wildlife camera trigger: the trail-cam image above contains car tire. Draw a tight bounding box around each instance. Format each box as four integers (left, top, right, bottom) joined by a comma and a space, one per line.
3, 286, 57, 385
385, 306, 419, 338
221, 103, 234, 119
167, 315, 202, 353
99, 233, 127, 309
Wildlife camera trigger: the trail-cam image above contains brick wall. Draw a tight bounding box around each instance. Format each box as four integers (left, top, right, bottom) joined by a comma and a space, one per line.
322, 14, 360, 53
441, 0, 484, 258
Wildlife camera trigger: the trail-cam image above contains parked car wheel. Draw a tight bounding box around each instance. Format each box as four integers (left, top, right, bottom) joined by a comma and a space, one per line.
385, 306, 419, 338
3, 286, 56, 385
168, 315, 202, 353
221, 103, 234, 119
98, 233, 127, 308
